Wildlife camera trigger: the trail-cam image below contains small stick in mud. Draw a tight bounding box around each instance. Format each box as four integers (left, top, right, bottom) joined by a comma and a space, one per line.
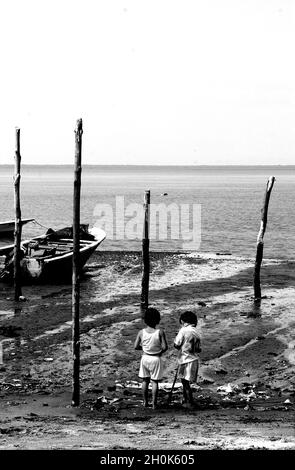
167, 366, 179, 405
141, 190, 150, 312
253, 176, 275, 300
72, 118, 83, 407
13, 127, 22, 301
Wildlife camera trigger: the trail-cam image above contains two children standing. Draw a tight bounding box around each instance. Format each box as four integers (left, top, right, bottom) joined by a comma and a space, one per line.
134, 307, 201, 409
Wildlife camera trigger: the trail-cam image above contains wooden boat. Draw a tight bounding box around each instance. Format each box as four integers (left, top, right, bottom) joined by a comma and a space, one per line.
0, 224, 106, 282
0, 218, 35, 236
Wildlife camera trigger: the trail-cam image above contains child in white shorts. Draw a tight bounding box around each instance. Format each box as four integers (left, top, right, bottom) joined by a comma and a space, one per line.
134, 307, 168, 409
174, 311, 201, 408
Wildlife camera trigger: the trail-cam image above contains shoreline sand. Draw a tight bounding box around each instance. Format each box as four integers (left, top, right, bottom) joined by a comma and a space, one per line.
0, 251, 294, 449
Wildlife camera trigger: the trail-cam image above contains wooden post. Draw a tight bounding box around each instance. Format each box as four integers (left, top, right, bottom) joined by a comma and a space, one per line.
72, 118, 83, 407
14, 128, 22, 301
141, 190, 150, 312
253, 176, 275, 299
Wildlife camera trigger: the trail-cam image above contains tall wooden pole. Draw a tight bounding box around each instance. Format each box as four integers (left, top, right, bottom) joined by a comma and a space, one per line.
72, 118, 83, 407
253, 176, 275, 299
14, 128, 22, 301
141, 190, 150, 312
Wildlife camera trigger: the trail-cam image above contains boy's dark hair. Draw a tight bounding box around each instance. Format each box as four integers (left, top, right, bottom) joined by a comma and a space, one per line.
179, 310, 198, 326
144, 307, 161, 328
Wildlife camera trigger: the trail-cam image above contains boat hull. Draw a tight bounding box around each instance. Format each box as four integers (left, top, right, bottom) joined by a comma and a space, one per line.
0, 226, 106, 283
21, 240, 101, 282
0, 219, 34, 236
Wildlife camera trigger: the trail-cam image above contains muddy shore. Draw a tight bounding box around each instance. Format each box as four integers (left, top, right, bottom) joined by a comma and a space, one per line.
0, 251, 295, 450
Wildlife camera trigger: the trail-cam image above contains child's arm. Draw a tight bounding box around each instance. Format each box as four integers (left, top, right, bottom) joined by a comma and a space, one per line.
159, 329, 168, 355
195, 337, 202, 353
190, 336, 201, 353
173, 328, 183, 350
134, 331, 143, 350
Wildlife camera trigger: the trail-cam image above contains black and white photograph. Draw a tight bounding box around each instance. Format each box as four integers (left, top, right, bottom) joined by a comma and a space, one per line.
0, 0, 294, 461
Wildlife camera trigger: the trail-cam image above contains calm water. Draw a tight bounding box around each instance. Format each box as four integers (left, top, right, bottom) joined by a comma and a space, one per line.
0, 165, 294, 259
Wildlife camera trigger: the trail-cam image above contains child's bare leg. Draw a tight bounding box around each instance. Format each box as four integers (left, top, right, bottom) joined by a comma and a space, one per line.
142, 378, 150, 407
151, 380, 159, 409
181, 379, 188, 403
182, 379, 194, 405
187, 382, 194, 404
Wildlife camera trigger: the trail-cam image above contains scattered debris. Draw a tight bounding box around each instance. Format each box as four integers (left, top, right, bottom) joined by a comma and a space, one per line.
115, 383, 124, 389
124, 381, 142, 389
217, 384, 239, 395
183, 440, 197, 445
1, 381, 22, 388
217, 383, 258, 403
110, 398, 121, 404
161, 382, 184, 392
93, 396, 109, 408
199, 377, 215, 385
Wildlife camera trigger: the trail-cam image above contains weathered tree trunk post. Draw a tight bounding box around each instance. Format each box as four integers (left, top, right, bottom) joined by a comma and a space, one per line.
253, 176, 275, 299
72, 118, 83, 407
14, 128, 22, 301
141, 190, 150, 312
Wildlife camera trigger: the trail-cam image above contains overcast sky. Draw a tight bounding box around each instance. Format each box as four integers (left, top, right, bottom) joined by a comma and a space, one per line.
1, 0, 294, 165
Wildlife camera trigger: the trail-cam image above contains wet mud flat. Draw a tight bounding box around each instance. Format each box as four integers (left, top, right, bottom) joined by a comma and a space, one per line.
0, 251, 295, 449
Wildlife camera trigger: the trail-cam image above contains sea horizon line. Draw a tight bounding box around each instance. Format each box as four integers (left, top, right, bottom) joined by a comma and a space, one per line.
0, 164, 294, 168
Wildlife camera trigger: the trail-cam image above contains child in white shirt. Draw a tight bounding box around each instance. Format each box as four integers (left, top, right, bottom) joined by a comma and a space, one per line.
174, 311, 201, 408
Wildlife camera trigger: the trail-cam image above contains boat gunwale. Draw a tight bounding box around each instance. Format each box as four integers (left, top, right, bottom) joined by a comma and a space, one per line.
23, 238, 103, 263
0, 224, 105, 257
0, 218, 35, 225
